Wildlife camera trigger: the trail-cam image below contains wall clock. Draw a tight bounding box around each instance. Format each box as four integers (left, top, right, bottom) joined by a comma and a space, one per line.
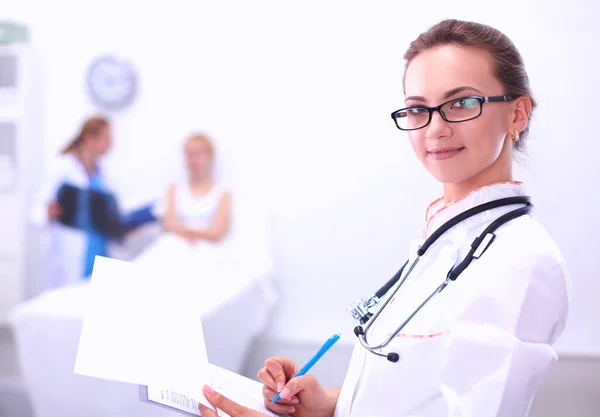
86, 55, 137, 111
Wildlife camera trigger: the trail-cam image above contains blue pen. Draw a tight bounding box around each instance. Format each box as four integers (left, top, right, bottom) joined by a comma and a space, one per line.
272, 332, 341, 404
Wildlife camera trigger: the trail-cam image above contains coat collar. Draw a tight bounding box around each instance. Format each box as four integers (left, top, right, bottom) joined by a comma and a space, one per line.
423, 181, 526, 239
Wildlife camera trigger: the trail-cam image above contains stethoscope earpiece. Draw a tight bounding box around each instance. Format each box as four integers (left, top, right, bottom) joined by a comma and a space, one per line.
354, 326, 364, 337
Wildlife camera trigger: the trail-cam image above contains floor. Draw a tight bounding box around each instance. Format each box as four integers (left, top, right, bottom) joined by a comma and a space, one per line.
0, 378, 33, 417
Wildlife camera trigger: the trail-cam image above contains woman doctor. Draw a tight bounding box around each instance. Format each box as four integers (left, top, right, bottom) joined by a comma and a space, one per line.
31, 116, 115, 291
199, 19, 571, 417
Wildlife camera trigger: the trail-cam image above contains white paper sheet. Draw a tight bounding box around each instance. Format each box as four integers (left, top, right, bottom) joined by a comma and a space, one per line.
210, 365, 290, 417
74, 256, 212, 406
145, 364, 289, 417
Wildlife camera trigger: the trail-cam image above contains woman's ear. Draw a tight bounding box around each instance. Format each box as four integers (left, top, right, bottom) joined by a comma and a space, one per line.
511, 96, 532, 133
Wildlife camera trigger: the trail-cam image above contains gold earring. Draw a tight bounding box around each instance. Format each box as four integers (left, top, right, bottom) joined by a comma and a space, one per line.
511, 130, 520, 142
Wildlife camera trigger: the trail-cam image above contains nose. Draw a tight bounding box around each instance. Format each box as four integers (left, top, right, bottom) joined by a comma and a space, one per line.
425, 110, 451, 141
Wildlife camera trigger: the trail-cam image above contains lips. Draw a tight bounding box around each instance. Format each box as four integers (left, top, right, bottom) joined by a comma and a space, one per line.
428, 147, 465, 161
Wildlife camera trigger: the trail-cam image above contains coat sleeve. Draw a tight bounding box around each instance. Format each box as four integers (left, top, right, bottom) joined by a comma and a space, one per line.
439, 247, 571, 417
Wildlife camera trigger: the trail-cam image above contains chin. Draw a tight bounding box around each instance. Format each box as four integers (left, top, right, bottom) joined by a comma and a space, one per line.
190, 169, 208, 178
426, 165, 472, 185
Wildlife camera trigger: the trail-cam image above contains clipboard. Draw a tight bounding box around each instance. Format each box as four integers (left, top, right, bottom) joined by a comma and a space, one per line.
139, 385, 201, 416
137, 365, 290, 417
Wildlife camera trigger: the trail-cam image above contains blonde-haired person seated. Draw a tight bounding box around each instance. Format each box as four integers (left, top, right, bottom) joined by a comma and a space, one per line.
132, 133, 233, 271
163, 133, 232, 245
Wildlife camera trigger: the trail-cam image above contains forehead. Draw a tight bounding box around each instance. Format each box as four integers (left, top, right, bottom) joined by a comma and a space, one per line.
404, 45, 502, 102
90, 127, 110, 140
186, 140, 210, 152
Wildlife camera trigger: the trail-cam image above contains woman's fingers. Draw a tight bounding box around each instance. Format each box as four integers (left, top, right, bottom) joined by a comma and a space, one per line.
262, 385, 299, 404
257, 367, 277, 391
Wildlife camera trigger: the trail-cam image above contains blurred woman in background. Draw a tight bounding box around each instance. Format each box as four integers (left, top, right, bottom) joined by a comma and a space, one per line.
163, 133, 231, 245
31, 116, 116, 291
132, 133, 232, 271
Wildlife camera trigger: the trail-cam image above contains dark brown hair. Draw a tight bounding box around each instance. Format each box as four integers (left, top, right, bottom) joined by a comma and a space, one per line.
404, 19, 536, 150
61, 116, 110, 154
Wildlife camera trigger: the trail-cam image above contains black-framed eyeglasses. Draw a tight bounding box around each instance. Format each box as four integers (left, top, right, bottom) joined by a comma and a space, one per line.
390, 95, 517, 131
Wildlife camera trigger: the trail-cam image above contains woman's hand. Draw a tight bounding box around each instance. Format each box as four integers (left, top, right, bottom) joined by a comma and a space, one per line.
198, 385, 291, 417
47, 201, 62, 221
258, 357, 339, 417
175, 228, 197, 245
165, 221, 197, 245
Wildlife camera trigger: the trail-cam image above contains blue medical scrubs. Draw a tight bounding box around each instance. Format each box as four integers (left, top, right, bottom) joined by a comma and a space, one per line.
76, 171, 109, 279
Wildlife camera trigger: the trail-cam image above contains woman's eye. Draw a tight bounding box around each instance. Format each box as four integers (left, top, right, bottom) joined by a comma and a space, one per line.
407, 107, 428, 114
451, 98, 478, 109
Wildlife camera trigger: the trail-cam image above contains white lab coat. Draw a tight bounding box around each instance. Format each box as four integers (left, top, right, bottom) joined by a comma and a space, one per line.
334, 182, 571, 417
31, 153, 116, 291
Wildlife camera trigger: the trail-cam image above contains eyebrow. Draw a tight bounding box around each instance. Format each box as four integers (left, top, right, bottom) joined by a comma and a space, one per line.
405, 86, 485, 103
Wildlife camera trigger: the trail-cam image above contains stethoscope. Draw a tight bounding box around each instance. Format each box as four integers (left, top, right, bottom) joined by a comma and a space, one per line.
347, 196, 533, 363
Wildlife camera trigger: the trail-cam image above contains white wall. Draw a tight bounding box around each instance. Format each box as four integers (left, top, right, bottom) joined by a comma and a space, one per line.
2, 0, 600, 356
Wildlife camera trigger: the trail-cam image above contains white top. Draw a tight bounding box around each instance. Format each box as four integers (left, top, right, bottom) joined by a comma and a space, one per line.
174, 181, 226, 229
334, 182, 571, 417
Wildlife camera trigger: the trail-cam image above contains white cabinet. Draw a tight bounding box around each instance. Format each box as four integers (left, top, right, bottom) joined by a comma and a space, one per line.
0, 259, 20, 321
0, 43, 43, 323
0, 195, 20, 257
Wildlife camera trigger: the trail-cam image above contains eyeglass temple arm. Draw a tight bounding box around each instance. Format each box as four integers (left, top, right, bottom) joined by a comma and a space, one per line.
486, 95, 516, 103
